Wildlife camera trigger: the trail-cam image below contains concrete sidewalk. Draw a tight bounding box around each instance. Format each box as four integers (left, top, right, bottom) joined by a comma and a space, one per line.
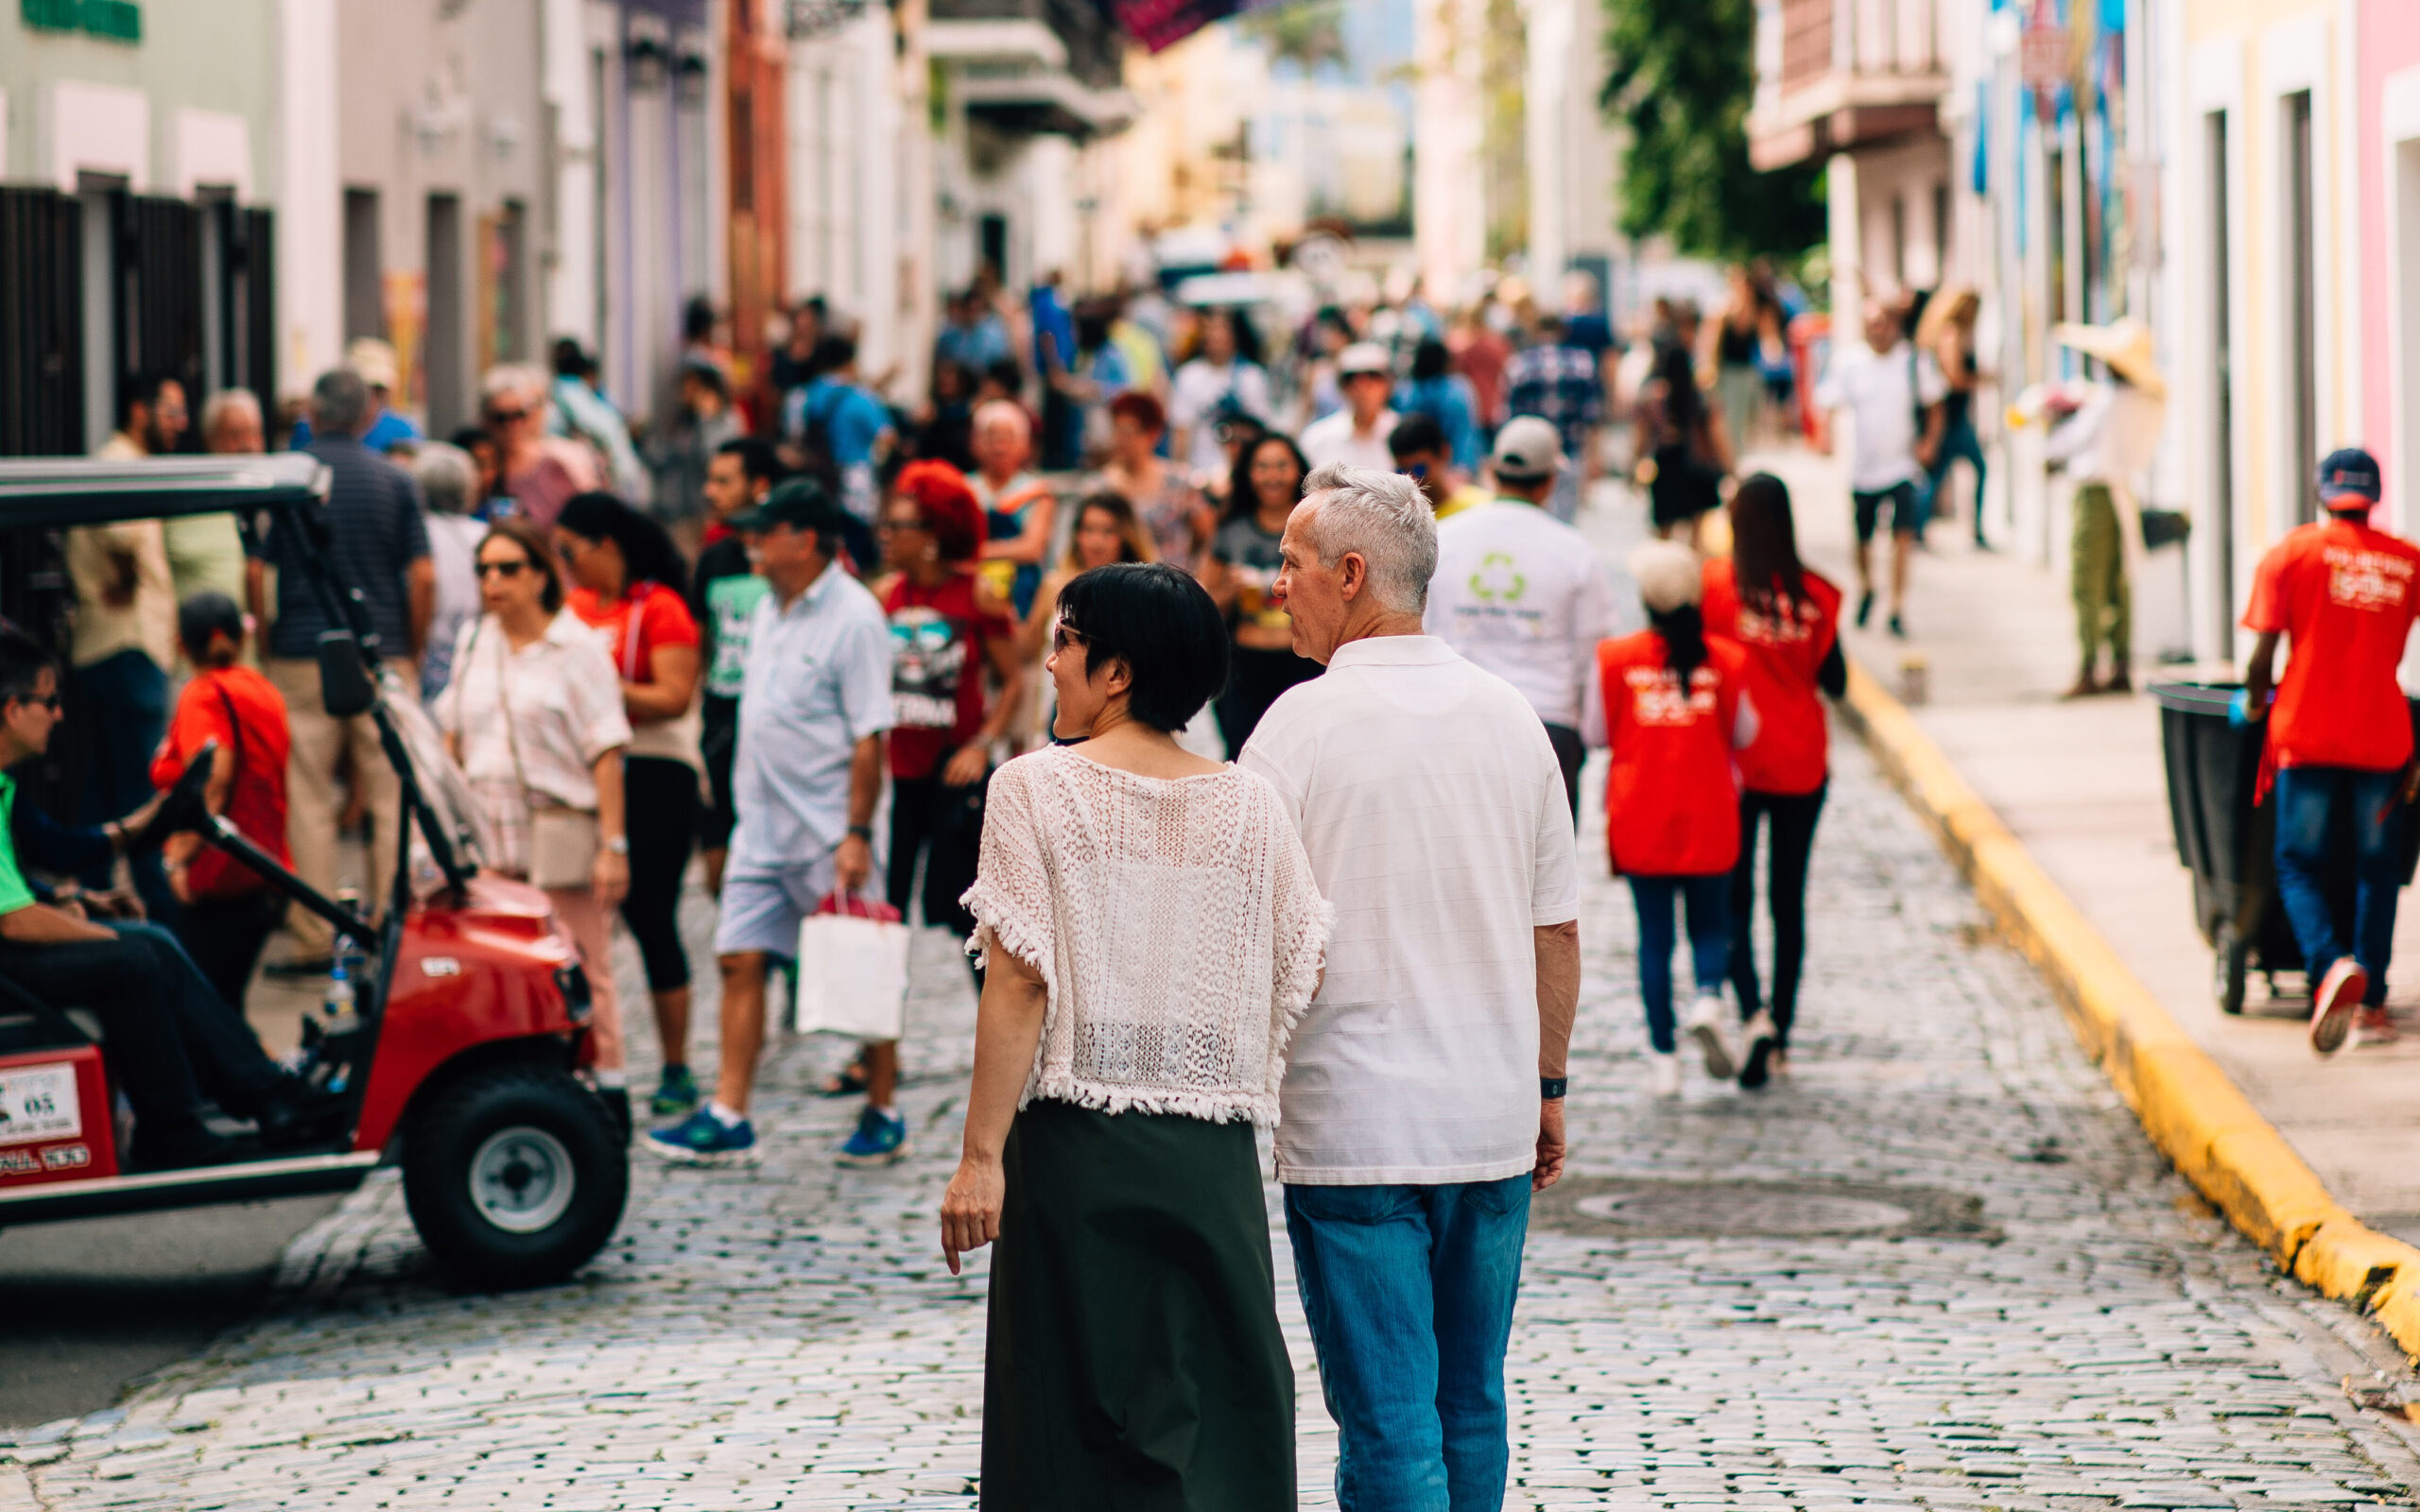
1745, 444, 2420, 1246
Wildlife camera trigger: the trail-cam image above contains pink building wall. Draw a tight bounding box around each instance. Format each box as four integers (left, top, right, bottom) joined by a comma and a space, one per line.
2360, 0, 2420, 498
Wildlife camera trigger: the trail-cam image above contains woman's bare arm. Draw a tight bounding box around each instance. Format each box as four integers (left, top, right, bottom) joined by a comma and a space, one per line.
940, 944, 1049, 1274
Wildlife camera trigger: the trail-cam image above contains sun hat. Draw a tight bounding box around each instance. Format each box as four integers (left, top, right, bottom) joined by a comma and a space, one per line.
2051, 318, 2166, 399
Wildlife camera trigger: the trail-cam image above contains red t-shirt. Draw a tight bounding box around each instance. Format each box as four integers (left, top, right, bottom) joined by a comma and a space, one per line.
568, 582, 701, 683
2241, 518, 2420, 772
883, 572, 1016, 781
148, 665, 291, 898
1597, 630, 1748, 876
1701, 558, 1841, 796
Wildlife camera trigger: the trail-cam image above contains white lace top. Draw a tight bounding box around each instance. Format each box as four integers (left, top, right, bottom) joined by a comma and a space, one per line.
963, 744, 1332, 1126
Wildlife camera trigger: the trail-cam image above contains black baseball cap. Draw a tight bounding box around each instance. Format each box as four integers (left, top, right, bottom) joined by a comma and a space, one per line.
732, 476, 842, 534
2316, 447, 2382, 507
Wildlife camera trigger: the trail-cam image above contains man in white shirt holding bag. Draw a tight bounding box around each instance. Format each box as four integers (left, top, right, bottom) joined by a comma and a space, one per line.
647, 479, 894, 1169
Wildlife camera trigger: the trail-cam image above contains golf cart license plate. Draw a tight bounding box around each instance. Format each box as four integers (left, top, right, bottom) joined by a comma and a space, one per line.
0, 1064, 80, 1146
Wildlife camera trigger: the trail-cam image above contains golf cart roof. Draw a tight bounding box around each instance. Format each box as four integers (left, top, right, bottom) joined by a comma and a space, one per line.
0, 454, 330, 529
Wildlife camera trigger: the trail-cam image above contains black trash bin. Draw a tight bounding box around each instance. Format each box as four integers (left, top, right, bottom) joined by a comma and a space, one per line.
2151, 680, 2420, 1014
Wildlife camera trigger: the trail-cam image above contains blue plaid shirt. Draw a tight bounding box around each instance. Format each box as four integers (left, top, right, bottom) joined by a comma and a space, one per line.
1505, 343, 1603, 457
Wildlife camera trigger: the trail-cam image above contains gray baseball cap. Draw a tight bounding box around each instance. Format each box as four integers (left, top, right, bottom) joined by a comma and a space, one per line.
1491, 415, 1566, 481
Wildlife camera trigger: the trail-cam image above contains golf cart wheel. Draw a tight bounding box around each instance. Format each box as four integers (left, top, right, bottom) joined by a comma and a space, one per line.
403, 1064, 628, 1289
2214, 923, 2249, 1016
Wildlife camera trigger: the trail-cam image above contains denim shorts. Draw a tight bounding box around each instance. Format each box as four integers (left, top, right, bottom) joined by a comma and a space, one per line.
1853, 481, 1918, 543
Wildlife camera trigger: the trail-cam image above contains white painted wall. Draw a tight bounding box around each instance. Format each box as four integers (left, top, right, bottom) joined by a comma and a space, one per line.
277, 0, 342, 398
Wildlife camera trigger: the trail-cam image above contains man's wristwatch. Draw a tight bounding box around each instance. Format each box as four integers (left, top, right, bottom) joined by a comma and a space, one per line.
604, 835, 630, 855
1540, 1076, 1568, 1101
846, 824, 874, 843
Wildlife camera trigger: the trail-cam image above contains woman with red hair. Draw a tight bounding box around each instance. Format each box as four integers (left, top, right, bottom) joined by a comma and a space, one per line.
835, 463, 1026, 1148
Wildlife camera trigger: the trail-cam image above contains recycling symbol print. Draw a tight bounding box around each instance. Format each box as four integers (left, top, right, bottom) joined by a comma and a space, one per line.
1469, 551, 1527, 604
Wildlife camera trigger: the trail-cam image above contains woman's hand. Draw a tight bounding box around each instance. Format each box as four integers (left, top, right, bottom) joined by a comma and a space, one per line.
942, 744, 990, 788
941, 1153, 1006, 1275
591, 847, 630, 909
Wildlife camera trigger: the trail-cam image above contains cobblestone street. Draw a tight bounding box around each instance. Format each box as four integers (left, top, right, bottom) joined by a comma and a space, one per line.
5, 733, 2419, 1509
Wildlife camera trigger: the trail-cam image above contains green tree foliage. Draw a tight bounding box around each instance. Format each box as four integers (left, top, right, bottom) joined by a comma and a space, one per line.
1237, 0, 1348, 73
1601, 0, 1825, 262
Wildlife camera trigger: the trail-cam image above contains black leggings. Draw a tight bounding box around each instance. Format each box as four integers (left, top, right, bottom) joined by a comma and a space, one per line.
1728, 783, 1826, 1042
889, 768, 983, 938
623, 756, 700, 992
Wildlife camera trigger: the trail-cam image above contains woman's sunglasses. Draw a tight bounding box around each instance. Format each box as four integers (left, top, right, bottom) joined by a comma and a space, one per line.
1049, 621, 1088, 655
485, 406, 529, 425
476, 559, 530, 578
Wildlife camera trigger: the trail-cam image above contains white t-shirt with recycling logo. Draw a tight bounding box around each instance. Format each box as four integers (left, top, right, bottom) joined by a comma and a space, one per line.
1423, 499, 1621, 730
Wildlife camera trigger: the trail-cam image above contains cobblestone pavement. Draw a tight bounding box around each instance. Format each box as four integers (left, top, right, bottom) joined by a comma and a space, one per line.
6, 732, 2420, 1509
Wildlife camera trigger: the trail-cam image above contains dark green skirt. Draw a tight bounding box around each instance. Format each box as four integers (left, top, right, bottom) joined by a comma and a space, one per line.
982, 1098, 1295, 1511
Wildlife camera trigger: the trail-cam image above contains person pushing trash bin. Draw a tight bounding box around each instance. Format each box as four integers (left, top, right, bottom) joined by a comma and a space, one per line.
2235, 447, 2420, 1054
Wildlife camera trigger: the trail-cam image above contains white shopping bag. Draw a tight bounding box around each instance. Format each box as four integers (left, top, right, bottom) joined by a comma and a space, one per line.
792, 891, 910, 1040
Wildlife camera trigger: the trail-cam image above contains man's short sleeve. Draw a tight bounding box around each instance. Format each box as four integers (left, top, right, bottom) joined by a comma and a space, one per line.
1235, 710, 1306, 831
2242, 538, 2296, 634
0, 790, 36, 918
839, 609, 896, 744
1814, 362, 1845, 412
1530, 750, 1582, 926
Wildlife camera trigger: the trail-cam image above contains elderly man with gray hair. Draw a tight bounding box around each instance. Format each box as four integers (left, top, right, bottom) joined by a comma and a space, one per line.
1237, 462, 1582, 1510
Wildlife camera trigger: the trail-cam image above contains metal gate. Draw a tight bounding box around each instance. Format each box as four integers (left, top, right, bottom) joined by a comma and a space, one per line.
0, 187, 276, 458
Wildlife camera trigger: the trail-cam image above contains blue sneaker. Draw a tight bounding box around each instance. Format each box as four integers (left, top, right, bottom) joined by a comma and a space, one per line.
644, 1108, 761, 1167
835, 1106, 908, 1167
649, 1063, 700, 1118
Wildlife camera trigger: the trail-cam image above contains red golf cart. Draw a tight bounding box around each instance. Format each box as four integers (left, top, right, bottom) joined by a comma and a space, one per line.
0, 455, 627, 1289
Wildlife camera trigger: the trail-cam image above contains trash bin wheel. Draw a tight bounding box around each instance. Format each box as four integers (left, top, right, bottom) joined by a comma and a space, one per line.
2214, 922, 2249, 1016
403, 1063, 629, 1290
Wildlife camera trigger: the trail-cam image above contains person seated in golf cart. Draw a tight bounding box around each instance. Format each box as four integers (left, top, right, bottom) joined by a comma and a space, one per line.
0, 627, 338, 1170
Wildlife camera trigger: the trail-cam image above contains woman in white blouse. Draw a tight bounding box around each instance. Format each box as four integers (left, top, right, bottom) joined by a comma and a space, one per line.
941, 561, 1330, 1507
434, 517, 634, 1104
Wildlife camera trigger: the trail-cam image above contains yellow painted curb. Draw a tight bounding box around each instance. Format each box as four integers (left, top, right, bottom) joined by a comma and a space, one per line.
1838, 661, 2420, 1362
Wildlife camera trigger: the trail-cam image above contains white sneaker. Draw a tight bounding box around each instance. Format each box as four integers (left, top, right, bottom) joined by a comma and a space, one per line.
1649, 1052, 1682, 1097
1685, 995, 1737, 1079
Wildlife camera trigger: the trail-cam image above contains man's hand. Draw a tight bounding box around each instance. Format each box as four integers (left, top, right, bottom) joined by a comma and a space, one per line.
116, 788, 169, 851
86, 887, 145, 921
1533, 1098, 1566, 1192
103, 549, 139, 609
942, 745, 990, 789
835, 833, 873, 894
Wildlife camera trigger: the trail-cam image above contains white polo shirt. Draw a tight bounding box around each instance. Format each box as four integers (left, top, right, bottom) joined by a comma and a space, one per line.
1239, 634, 1581, 1186
1424, 498, 1620, 730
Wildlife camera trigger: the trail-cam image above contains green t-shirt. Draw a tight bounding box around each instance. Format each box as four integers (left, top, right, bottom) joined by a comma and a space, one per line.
0, 773, 36, 917
704, 573, 771, 700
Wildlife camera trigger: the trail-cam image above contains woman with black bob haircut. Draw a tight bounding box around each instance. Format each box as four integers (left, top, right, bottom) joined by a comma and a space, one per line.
1049, 561, 1229, 735
941, 557, 1326, 1504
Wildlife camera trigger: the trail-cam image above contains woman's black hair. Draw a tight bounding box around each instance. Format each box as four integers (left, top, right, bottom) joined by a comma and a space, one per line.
1649, 602, 1709, 689
556, 490, 690, 599
1652, 342, 1707, 436
1226, 432, 1308, 523
1054, 562, 1230, 732
178, 591, 246, 662
1728, 472, 1806, 612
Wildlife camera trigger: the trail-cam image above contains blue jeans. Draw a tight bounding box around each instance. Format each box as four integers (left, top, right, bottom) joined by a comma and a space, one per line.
1629, 873, 1731, 1053
1921, 411, 1989, 543
2273, 765, 2405, 1005
71, 647, 175, 921
1284, 1176, 1531, 1512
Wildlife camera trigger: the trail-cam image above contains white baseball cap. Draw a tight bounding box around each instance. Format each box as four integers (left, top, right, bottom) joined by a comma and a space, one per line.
1491, 415, 1566, 481
1338, 342, 1392, 378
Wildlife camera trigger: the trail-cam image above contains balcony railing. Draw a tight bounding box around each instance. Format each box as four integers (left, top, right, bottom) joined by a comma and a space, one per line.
1749, 0, 1945, 170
